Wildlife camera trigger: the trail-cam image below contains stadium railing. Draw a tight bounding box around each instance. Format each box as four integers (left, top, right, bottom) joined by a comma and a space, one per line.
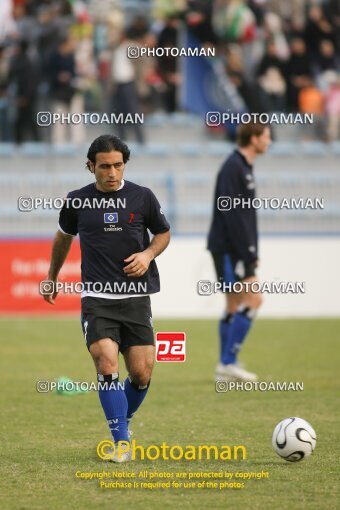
0, 141, 339, 236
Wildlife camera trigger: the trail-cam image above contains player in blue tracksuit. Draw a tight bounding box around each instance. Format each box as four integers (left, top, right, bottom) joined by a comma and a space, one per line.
208, 123, 271, 382
43, 135, 170, 462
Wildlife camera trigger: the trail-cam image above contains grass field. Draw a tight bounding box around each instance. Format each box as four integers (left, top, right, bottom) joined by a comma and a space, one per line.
1, 317, 339, 510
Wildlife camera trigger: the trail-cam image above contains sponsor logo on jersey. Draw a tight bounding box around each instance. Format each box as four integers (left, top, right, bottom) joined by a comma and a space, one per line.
104, 212, 118, 223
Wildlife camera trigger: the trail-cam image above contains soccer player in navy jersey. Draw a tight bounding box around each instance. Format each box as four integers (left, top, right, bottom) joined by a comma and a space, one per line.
43, 135, 170, 462
208, 123, 271, 382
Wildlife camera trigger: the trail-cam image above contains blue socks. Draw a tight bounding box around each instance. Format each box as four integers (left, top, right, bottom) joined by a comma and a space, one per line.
219, 307, 255, 364
97, 373, 129, 444
231, 307, 254, 359
219, 313, 234, 364
98, 373, 151, 442
124, 376, 150, 424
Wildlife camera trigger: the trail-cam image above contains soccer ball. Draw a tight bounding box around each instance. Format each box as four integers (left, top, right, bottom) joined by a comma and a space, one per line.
272, 417, 316, 462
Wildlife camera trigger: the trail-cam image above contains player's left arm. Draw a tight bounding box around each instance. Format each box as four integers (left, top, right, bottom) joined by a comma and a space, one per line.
124, 188, 170, 277
123, 231, 170, 277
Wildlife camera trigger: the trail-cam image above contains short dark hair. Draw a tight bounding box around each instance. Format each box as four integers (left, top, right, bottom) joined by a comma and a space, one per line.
236, 123, 268, 147
86, 135, 130, 170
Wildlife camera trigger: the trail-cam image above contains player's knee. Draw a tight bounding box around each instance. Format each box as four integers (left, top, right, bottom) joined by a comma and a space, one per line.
91, 354, 118, 375
254, 292, 263, 309
90, 339, 119, 375
227, 293, 243, 314
248, 291, 263, 310
129, 369, 152, 387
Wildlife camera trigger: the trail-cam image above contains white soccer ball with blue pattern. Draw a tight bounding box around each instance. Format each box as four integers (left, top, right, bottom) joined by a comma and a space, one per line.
272, 417, 316, 462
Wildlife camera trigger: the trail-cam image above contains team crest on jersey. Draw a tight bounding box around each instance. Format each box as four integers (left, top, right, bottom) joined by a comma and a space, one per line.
104, 212, 118, 223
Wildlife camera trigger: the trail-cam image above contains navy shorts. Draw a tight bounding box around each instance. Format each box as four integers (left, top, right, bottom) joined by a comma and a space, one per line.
80, 296, 154, 352
212, 253, 257, 286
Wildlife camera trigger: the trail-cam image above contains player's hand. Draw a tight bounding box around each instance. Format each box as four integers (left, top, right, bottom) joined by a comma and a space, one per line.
123, 251, 153, 277
41, 279, 58, 305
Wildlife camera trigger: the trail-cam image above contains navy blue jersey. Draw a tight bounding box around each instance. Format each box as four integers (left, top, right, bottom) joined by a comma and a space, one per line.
207, 150, 258, 263
59, 180, 170, 296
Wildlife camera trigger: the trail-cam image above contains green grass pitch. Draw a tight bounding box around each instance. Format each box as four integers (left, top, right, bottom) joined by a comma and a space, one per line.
1, 317, 339, 510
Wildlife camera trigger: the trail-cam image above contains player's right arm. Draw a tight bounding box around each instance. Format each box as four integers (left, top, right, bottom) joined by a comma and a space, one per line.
43, 193, 79, 304
43, 231, 74, 304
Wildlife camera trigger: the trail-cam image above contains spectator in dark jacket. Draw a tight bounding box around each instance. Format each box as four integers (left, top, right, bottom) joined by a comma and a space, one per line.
285, 37, 312, 111
9, 40, 39, 143
257, 41, 287, 112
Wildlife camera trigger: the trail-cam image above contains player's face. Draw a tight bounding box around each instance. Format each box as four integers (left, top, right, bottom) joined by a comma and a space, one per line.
253, 127, 272, 154
92, 151, 125, 192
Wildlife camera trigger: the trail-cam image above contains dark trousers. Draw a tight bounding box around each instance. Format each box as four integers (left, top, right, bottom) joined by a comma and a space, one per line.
112, 82, 144, 144
15, 101, 38, 144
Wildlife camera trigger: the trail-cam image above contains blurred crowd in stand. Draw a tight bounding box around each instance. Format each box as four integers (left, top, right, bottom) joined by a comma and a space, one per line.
0, 0, 339, 143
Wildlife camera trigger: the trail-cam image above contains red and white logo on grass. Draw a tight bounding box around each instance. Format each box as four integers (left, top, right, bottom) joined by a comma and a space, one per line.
155, 332, 186, 362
